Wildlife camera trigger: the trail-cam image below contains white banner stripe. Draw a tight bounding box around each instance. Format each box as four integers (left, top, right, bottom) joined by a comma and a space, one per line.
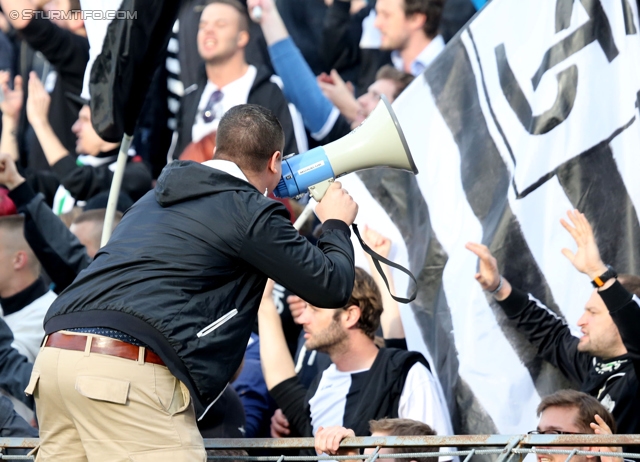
394, 76, 539, 434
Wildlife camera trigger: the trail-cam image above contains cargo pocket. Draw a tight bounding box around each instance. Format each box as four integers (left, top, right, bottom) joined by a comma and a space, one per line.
75, 376, 130, 404
24, 370, 40, 396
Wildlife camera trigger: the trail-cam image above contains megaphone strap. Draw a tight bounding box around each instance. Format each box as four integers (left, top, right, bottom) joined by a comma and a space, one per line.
351, 224, 417, 304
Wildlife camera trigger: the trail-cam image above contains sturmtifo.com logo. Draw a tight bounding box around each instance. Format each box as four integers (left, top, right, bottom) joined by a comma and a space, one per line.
9, 9, 137, 20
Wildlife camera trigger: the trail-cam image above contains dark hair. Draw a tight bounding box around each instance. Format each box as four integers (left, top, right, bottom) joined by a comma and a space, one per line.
375, 65, 415, 99
369, 418, 438, 462
205, 0, 250, 33
216, 104, 285, 173
403, 0, 444, 39
537, 390, 617, 434
69, 0, 81, 11
334, 267, 383, 339
618, 274, 640, 298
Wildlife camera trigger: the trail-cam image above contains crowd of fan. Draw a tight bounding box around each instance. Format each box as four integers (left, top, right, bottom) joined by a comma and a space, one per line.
0, 0, 638, 460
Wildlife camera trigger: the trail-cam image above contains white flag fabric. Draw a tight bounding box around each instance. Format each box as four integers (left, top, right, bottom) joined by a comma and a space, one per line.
344, 0, 640, 436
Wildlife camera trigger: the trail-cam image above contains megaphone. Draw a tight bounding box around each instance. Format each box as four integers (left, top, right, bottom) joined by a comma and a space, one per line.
274, 95, 418, 201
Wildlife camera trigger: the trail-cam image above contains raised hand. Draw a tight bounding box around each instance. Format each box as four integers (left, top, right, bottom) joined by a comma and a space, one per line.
317, 70, 358, 122
25, 72, 51, 129
590, 414, 623, 462
560, 210, 608, 280
361, 225, 391, 258
465, 242, 512, 300
0, 71, 24, 121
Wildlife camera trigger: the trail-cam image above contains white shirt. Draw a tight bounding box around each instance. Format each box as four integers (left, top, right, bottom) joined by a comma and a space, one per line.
308, 362, 456, 461
191, 65, 258, 144
2, 290, 57, 362
391, 35, 446, 76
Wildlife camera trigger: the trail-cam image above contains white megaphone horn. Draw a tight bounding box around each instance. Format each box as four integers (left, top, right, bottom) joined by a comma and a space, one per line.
273, 95, 418, 201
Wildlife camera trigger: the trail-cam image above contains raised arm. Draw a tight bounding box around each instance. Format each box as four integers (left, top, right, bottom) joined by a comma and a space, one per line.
25, 72, 69, 166
361, 225, 404, 339
560, 210, 640, 359
247, 0, 339, 138
466, 241, 590, 383
258, 280, 296, 390
0, 154, 92, 292
240, 182, 357, 308
259, 280, 312, 436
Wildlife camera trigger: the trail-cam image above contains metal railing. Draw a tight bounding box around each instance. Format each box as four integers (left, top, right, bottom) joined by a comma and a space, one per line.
1, 435, 640, 461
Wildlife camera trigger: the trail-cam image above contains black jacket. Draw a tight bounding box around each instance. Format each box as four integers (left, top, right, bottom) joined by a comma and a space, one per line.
498, 282, 640, 434
270, 348, 428, 438
44, 160, 355, 415
174, 65, 299, 159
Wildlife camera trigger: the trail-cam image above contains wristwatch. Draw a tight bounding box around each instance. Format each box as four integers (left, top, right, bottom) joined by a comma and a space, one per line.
591, 265, 617, 288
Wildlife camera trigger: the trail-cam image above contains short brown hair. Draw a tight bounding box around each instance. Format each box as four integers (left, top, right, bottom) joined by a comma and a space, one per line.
72, 209, 123, 253
334, 267, 383, 339
618, 274, 640, 298
72, 208, 123, 228
403, 0, 444, 39
216, 104, 285, 173
537, 390, 617, 434
205, 0, 250, 32
370, 418, 438, 462
0, 215, 40, 275
375, 65, 414, 99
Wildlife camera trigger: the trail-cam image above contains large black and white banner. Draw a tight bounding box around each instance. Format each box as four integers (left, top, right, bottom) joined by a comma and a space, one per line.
342, 0, 640, 434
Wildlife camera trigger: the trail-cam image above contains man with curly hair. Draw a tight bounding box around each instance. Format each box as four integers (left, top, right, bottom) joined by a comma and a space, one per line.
258, 268, 454, 448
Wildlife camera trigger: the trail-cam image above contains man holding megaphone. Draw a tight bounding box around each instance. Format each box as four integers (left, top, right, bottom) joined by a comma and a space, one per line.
27, 104, 359, 461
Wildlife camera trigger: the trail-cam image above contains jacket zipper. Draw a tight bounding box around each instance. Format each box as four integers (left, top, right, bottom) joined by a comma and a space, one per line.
196, 309, 239, 338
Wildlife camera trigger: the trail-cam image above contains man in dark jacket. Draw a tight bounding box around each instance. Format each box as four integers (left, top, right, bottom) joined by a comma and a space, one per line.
467, 210, 640, 435
173, 0, 305, 159
29, 104, 357, 461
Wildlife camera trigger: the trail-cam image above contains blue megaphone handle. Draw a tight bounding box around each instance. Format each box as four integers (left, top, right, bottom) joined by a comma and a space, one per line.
273, 147, 335, 198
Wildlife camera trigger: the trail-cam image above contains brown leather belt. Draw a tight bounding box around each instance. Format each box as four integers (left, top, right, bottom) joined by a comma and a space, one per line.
45, 332, 165, 366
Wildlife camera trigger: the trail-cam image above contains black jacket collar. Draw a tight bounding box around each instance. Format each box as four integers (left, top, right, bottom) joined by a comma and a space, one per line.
0, 278, 48, 316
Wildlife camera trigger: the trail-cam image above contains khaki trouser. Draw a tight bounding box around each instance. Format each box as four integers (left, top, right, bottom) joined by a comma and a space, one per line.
26, 332, 207, 462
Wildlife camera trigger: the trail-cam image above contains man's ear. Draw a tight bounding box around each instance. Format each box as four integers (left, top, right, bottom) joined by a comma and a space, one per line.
268, 151, 282, 174
13, 250, 28, 271
237, 30, 250, 48
212, 146, 218, 158
343, 305, 361, 329
407, 12, 427, 32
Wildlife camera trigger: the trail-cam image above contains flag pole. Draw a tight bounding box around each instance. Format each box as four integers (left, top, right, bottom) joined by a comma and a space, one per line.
293, 201, 315, 231
101, 133, 134, 248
